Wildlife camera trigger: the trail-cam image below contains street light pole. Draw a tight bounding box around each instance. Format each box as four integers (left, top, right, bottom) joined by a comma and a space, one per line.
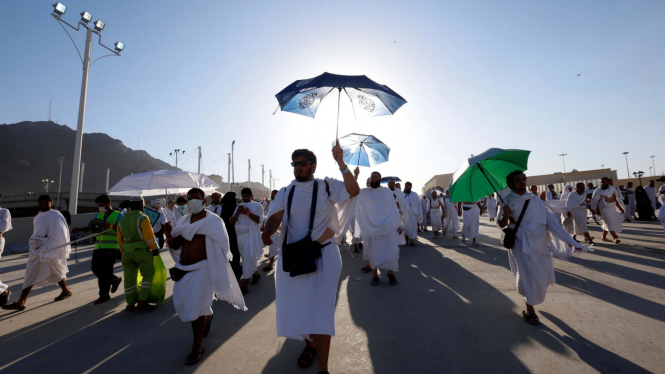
248, 159, 251, 187
231, 141, 235, 193
57, 154, 65, 210
559, 153, 567, 174
650, 156, 656, 176
197, 146, 202, 173
261, 164, 265, 187
623, 152, 630, 179
227, 153, 231, 192
269, 169, 272, 191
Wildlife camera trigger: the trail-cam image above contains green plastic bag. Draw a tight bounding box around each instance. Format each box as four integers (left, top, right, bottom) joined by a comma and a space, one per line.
137, 255, 167, 304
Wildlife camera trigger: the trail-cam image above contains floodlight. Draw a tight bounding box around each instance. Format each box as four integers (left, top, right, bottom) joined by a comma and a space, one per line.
80, 11, 92, 23
114, 41, 125, 52
52, 3, 67, 16
94, 20, 105, 31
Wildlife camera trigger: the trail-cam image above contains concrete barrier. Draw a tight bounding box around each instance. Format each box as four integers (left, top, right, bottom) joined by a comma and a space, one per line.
4, 212, 98, 254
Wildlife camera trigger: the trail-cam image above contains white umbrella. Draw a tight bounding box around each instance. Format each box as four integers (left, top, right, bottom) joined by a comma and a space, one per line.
108, 170, 220, 196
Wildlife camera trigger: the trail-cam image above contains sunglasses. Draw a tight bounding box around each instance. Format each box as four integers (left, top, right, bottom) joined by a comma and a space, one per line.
291, 160, 313, 167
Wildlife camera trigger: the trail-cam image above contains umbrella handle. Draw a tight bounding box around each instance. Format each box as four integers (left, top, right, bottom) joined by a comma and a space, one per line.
336, 87, 341, 139
477, 164, 505, 204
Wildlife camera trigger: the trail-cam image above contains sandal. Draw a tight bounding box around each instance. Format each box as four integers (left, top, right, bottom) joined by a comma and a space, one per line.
522, 311, 540, 325
0, 290, 11, 307
250, 273, 261, 285
204, 314, 214, 337
54, 291, 73, 302
297, 345, 316, 368
387, 274, 398, 286
371, 277, 380, 286
186, 347, 205, 365
614, 239, 621, 244
1, 301, 26, 311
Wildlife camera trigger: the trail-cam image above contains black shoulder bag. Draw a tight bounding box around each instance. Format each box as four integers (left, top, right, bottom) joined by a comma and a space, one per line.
281, 181, 328, 277
501, 199, 530, 250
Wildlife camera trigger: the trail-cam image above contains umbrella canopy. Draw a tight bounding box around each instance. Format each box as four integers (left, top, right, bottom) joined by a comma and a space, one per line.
108, 169, 220, 196
275, 72, 407, 137
448, 148, 531, 203
335, 133, 390, 167
380, 176, 402, 184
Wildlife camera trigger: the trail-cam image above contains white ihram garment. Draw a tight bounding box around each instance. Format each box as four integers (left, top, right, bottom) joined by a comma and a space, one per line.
461, 203, 480, 239
233, 201, 265, 279
500, 192, 590, 305
0, 207, 11, 293
420, 198, 428, 224
644, 185, 657, 212
442, 197, 460, 234
392, 190, 409, 245
591, 187, 625, 233
546, 190, 563, 225
428, 198, 443, 231
269, 227, 281, 258
170, 212, 246, 322
23, 210, 70, 290
348, 187, 403, 271
487, 195, 497, 220
268, 177, 349, 341
403, 191, 422, 239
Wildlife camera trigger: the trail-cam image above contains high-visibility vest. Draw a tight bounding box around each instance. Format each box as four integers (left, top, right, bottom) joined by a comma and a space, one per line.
118, 211, 150, 253
94, 210, 122, 250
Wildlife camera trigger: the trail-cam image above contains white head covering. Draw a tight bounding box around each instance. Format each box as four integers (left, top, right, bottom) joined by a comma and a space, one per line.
561, 184, 573, 200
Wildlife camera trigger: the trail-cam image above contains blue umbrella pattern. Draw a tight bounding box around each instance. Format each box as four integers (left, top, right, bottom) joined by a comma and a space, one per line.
335, 133, 390, 167
275, 72, 407, 137
380, 176, 402, 184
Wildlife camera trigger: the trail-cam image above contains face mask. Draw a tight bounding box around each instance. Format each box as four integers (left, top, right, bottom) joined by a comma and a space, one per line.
98, 206, 108, 212
187, 199, 204, 214
178, 205, 186, 211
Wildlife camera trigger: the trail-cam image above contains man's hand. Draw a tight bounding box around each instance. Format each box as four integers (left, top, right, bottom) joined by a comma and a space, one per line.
353, 166, 360, 180
332, 139, 345, 167
163, 222, 173, 239
151, 249, 160, 257
236, 205, 246, 215
503, 205, 512, 217
261, 230, 273, 246
619, 208, 625, 214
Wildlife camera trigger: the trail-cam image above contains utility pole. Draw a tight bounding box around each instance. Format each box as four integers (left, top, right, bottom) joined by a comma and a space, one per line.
227, 153, 231, 192
79, 163, 85, 193
49, 99, 52, 121
269, 170, 272, 190
248, 159, 251, 187
57, 154, 65, 210
197, 146, 202, 173
650, 156, 656, 176
558, 153, 567, 174
170, 149, 184, 168
105, 168, 110, 192
261, 164, 265, 187
601, 164, 605, 169
622, 152, 630, 179
231, 141, 236, 193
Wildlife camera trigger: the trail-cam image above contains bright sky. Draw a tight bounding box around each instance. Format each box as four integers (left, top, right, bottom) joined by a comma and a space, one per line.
2, 0, 664, 192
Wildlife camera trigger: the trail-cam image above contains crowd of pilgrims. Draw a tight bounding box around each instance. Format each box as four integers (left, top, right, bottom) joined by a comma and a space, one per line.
0, 142, 664, 372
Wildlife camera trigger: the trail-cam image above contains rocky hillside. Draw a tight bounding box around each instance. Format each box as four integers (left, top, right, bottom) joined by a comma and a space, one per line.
0, 121, 175, 195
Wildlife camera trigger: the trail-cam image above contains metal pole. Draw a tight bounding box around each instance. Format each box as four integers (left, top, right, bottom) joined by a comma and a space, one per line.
269, 170, 272, 191
231, 141, 235, 193
79, 163, 85, 193
262, 164, 265, 187
651, 156, 656, 176
623, 152, 630, 179
197, 146, 202, 173
57, 154, 64, 210
68, 26, 93, 214
105, 168, 110, 192
227, 153, 231, 192
248, 159, 251, 187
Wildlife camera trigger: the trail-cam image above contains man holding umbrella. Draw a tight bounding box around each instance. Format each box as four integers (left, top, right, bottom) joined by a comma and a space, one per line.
262, 141, 359, 374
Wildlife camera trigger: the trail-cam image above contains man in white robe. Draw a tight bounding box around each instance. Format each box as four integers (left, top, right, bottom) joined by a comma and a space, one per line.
230, 187, 264, 295
567, 183, 595, 244
625, 182, 636, 219
165, 188, 246, 365
206, 192, 223, 217
352, 172, 403, 286
658, 186, 665, 231
0, 193, 13, 306
419, 195, 429, 232
388, 179, 409, 246
427, 191, 444, 238
151, 199, 168, 249
546, 184, 563, 225
402, 182, 422, 246
586, 183, 601, 225
644, 180, 658, 218
498, 171, 590, 325
2, 195, 73, 311
591, 177, 625, 244
460, 200, 482, 245
442, 189, 460, 239
264, 189, 281, 271
261, 144, 359, 373
560, 185, 575, 234
487, 194, 498, 222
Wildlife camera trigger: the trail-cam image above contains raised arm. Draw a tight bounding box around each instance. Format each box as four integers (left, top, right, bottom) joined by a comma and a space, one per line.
333, 140, 360, 197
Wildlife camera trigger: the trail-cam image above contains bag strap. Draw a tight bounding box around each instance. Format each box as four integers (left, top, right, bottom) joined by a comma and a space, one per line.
513, 199, 530, 234
284, 180, 320, 238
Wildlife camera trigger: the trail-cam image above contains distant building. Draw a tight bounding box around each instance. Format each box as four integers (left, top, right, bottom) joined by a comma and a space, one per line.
422, 168, 620, 195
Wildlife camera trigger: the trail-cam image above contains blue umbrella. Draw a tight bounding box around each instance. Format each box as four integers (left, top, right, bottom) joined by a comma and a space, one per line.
380, 176, 402, 184
334, 133, 390, 167
275, 72, 407, 138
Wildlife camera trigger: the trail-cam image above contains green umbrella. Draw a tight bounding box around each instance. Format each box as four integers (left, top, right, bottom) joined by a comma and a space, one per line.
448, 148, 531, 203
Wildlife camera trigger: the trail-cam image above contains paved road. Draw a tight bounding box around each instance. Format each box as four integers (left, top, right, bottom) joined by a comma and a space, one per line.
1, 217, 664, 374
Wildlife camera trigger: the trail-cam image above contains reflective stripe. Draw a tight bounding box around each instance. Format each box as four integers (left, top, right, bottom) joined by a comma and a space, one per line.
136, 217, 144, 241
141, 282, 152, 285
141, 285, 151, 288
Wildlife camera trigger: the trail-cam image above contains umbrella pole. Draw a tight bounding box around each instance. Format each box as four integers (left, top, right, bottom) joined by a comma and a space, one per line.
477, 163, 506, 204
336, 87, 341, 139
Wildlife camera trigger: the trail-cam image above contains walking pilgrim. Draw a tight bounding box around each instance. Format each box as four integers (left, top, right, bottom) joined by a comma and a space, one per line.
498, 171, 590, 325
207, 192, 223, 217
388, 179, 409, 245
442, 189, 460, 239
3, 195, 73, 311
263, 189, 281, 272
349, 171, 403, 285
262, 142, 360, 374
560, 185, 575, 234
0, 193, 13, 306
165, 188, 246, 365
419, 195, 429, 232
487, 193, 498, 222
585, 183, 601, 225
427, 191, 444, 238
546, 184, 563, 224
659, 186, 665, 231
460, 200, 482, 245
591, 177, 625, 244
567, 183, 595, 244
230, 187, 264, 295
644, 180, 658, 218
625, 182, 636, 220
403, 182, 423, 246
151, 199, 168, 249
